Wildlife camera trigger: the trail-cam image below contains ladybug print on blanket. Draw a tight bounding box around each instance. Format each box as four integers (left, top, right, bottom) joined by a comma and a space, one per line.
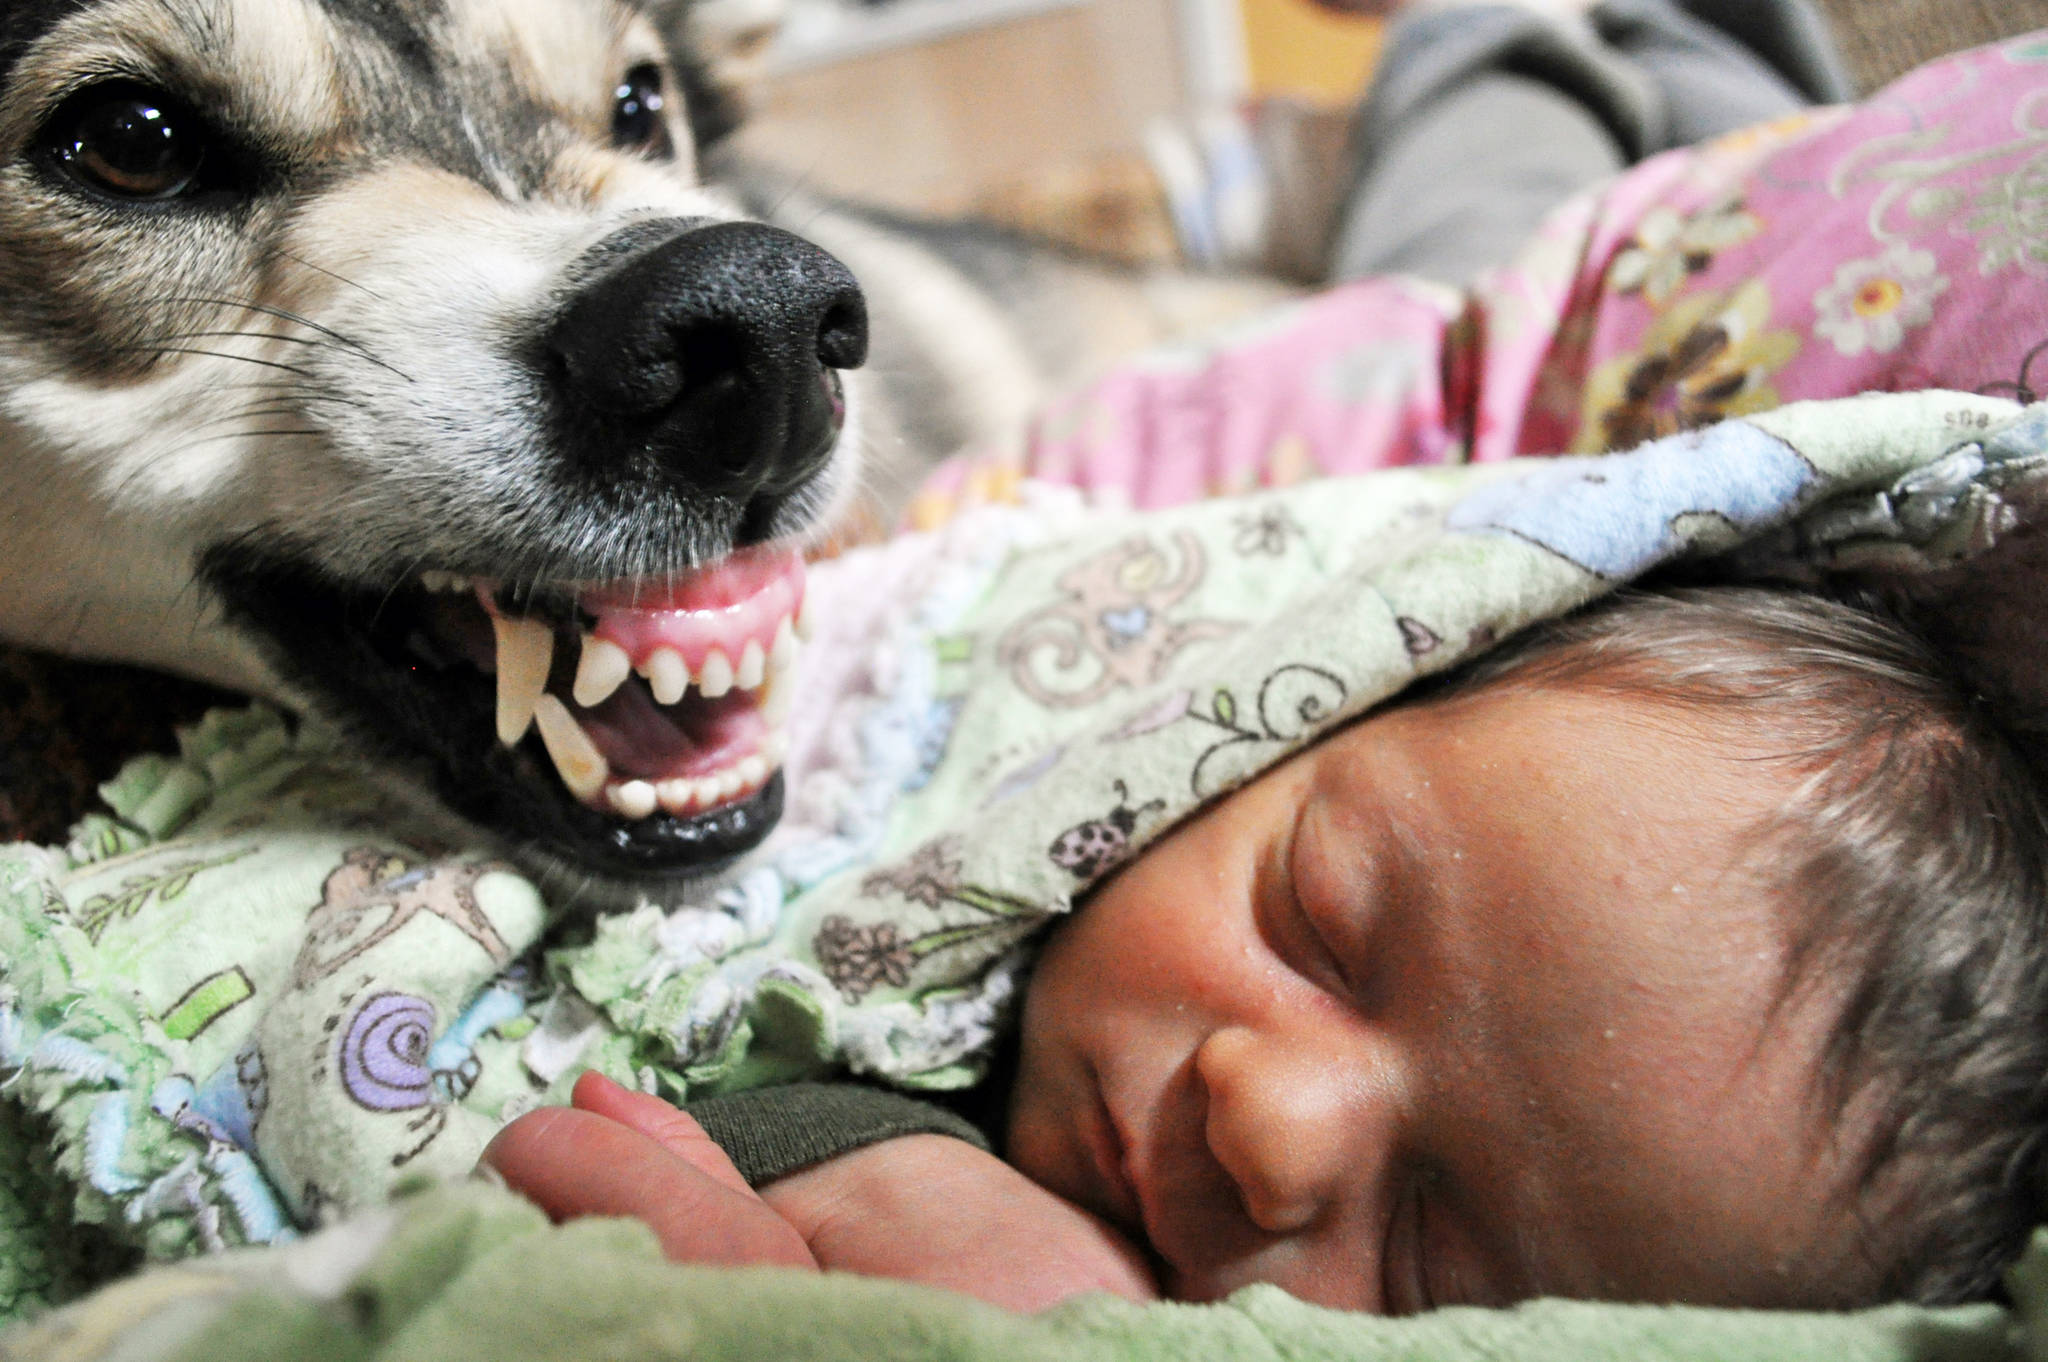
1049, 781, 1166, 879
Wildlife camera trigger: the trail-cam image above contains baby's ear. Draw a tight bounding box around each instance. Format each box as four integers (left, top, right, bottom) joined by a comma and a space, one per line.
1859, 478, 2048, 739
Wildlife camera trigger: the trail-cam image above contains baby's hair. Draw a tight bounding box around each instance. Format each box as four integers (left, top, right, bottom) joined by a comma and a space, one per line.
1425, 585, 2048, 1306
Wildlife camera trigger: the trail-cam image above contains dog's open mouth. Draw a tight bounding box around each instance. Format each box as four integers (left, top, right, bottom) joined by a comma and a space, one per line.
201, 542, 812, 883
452, 546, 802, 818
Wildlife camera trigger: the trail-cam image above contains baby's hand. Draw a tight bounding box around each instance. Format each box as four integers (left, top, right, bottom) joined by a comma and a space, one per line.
760, 1133, 1160, 1311
482, 1071, 818, 1272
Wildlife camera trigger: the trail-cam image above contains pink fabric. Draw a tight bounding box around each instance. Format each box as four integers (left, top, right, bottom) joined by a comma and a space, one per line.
909, 33, 2048, 522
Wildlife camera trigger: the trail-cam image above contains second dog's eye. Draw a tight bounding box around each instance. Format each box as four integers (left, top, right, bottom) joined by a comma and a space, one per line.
44, 82, 206, 201
611, 64, 672, 158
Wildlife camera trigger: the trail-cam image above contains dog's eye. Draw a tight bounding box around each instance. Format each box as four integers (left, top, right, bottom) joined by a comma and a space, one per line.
612, 64, 673, 158
44, 81, 207, 201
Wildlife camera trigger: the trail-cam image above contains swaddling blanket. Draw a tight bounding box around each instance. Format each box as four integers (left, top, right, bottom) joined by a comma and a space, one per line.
4, 389, 2048, 1352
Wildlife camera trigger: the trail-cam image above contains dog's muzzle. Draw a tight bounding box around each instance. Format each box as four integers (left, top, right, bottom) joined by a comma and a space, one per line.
547, 220, 867, 516
201, 220, 877, 889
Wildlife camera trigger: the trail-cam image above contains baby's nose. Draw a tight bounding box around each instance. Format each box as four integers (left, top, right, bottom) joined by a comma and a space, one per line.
1193, 1025, 1402, 1235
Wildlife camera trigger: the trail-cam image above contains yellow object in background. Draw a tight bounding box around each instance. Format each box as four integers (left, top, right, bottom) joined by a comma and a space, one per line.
1240, 0, 1382, 104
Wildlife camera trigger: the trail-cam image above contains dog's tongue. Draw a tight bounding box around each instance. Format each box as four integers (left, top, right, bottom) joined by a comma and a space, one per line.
482, 546, 806, 819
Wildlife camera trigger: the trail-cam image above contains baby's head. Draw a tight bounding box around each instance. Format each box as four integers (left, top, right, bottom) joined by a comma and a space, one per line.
1005, 586, 2048, 1312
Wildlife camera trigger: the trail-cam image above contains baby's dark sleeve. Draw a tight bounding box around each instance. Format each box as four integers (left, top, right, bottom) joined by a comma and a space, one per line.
684, 1082, 992, 1186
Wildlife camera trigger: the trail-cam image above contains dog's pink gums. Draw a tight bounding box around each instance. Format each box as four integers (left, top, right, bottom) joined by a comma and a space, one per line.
583, 546, 804, 670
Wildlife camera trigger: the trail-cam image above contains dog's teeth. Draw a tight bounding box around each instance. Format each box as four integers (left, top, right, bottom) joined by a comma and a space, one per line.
608, 779, 658, 820
736, 639, 767, 691
697, 647, 735, 698
770, 616, 799, 673
656, 776, 702, 815
644, 648, 689, 705
796, 591, 817, 641
766, 730, 789, 764
761, 671, 792, 725
736, 754, 768, 790
572, 637, 633, 708
492, 615, 554, 745
533, 695, 609, 800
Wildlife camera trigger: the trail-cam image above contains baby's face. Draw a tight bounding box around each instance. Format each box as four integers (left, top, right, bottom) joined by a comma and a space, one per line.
1006, 679, 1878, 1311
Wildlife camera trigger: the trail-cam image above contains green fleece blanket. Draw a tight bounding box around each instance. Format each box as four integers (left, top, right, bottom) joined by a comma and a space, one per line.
7, 388, 2048, 1359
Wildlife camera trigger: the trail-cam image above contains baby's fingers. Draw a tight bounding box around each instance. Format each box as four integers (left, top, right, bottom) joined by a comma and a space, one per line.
569, 1071, 755, 1198
481, 1106, 817, 1271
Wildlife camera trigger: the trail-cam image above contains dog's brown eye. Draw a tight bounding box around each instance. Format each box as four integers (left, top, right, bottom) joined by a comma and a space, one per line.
47, 83, 204, 201
612, 64, 672, 158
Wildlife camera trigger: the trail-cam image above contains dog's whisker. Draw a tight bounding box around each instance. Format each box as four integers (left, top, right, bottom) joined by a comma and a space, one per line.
132, 327, 412, 383
266, 247, 386, 303
110, 345, 319, 379
137, 330, 352, 357
210, 382, 371, 409
181, 404, 310, 433
147, 298, 415, 383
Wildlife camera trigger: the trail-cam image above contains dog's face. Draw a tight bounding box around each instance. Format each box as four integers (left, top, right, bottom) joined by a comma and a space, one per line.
0, 0, 870, 891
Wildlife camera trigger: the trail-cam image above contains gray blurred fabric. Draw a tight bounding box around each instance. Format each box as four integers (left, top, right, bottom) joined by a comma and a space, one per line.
1323, 0, 1852, 285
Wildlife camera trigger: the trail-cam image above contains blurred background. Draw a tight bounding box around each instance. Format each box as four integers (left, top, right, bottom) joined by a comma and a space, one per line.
718, 0, 2048, 277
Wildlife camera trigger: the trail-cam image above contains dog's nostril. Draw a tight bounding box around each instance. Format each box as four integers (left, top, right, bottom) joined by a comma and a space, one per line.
673, 322, 748, 401
817, 300, 867, 371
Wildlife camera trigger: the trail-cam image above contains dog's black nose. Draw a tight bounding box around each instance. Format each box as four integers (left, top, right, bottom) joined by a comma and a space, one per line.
546, 221, 868, 501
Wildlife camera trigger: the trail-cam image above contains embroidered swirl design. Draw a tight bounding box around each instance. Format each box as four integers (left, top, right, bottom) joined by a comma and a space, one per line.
338, 991, 435, 1112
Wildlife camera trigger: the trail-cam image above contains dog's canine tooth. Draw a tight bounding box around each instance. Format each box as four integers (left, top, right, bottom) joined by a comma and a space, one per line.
769, 616, 798, 673
736, 755, 768, 790
493, 615, 554, 745
697, 647, 735, 698
572, 637, 633, 708
645, 647, 689, 705
609, 779, 658, 819
760, 671, 792, 725
736, 639, 767, 691
534, 695, 609, 800
796, 591, 818, 641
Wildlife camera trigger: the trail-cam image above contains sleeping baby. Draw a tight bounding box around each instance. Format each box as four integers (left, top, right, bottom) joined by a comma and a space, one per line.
485, 580, 2048, 1316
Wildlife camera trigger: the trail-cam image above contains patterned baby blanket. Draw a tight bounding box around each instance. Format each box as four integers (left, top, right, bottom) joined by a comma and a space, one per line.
6, 388, 2048, 1360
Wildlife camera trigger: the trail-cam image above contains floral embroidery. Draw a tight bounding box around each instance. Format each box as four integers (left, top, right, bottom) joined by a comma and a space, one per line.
1575, 281, 1799, 452
997, 531, 1237, 708
814, 916, 914, 1001
1231, 502, 1304, 556
830, 839, 1046, 1001
863, 839, 966, 909
1963, 149, 2048, 279
1814, 244, 1951, 356
1609, 198, 1761, 305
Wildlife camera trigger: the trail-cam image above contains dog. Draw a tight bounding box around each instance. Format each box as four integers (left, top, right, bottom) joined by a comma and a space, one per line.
0, 0, 1264, 901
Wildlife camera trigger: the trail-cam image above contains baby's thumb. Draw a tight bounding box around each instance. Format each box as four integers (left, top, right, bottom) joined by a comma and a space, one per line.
569, 1070, 756, 1197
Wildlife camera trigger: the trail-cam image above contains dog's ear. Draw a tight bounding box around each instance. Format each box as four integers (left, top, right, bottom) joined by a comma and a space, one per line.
644, 0, 789, 149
